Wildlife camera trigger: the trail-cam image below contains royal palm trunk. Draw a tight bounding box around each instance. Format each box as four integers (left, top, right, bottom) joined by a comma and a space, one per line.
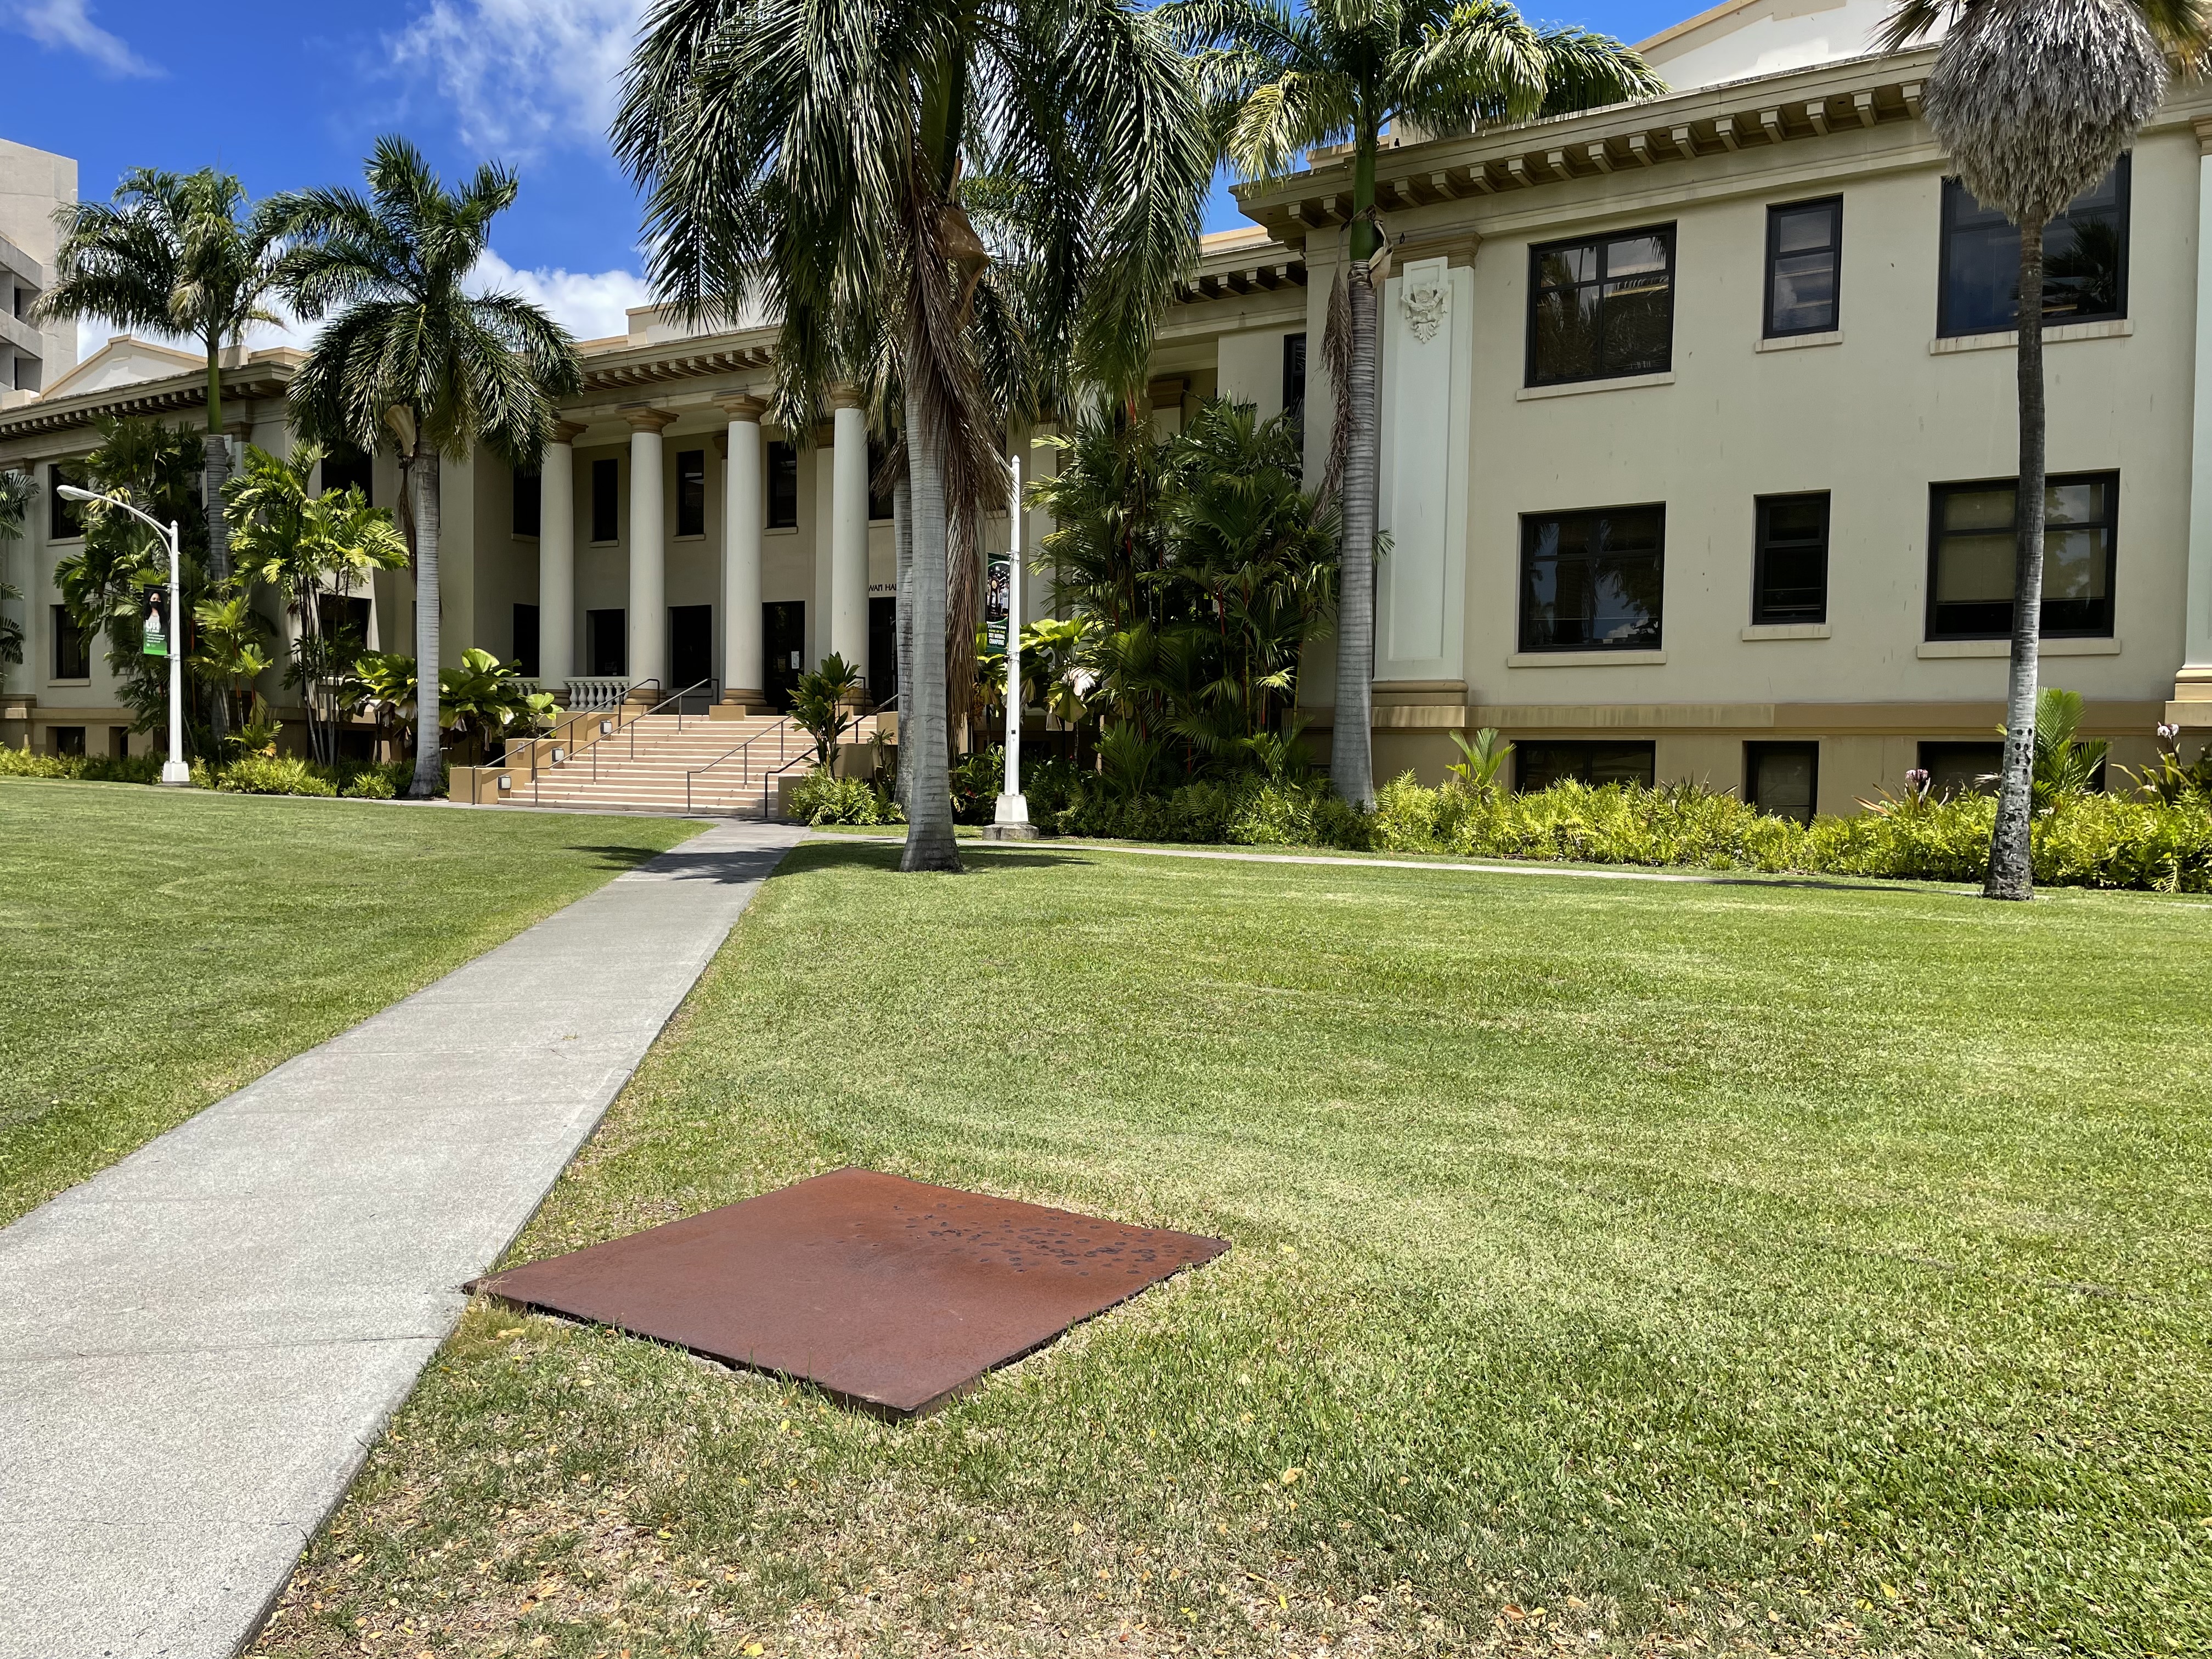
202, 353, 233, 743
410, 447, 444, 799
1330, 260, 1379, 810
901, 392, 961, 871
1987, 219, 2047, 900
893, 471, 915, 817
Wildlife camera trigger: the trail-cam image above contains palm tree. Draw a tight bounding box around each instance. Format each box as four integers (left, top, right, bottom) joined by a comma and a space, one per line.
613, 0, 1210, 871
1166, 0, 1663, 808
226, 441, 410, 764
276, 138, 582, 798
36, 168, 294, 736
1880, 0, 2202, 900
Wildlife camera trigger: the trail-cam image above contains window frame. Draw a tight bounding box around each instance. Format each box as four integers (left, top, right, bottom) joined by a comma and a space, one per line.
48, 463, 84, 541
1925, 470, 2119, 640
1513, 740, 1658, 794
589, 457, 619, 544
512, 465, 541, 538
1516, 502, 1668, 653
320, 447, 374, 506
1745, 740, 1821, 825
766, 441, 799, 529
1752, 492, 1831, 625
50, 604, 91, 680
1282, 331, 1308, 432
675, 448, 707, 538
1525, 224, 1678, 388
1938, 156, 2130, 339
1763, 195, 1843, 339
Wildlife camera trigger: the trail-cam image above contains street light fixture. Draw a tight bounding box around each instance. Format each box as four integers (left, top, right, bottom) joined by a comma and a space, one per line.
989, 449, 1037, 840
57, 486, 191, 786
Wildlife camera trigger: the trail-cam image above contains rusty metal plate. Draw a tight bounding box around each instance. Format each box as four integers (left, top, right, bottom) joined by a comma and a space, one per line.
474, 1168, 1228, 1415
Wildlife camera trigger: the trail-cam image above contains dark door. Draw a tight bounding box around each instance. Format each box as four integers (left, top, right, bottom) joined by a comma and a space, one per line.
669, 604, 713, 701
868, 596, 897, 705
586, 608, 627, 676
763, 601, 805, 710
512, 603, 540, 678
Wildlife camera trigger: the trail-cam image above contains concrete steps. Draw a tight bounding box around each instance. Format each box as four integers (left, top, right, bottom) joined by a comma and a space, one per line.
492, 711, 884, 817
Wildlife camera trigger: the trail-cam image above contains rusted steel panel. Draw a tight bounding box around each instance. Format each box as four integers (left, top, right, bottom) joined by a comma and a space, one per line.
475, 1168, 1228, 1415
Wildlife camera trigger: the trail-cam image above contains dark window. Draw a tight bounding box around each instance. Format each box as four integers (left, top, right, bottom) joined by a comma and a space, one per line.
50, 725, 86, 757
49, 464, 83, 539
1283, 332, 1308, 433
321, 447, 373, 504
590, 457, 619, 542
1753, 493, 1830, 624
1765, 196, 1842, 337
513, 603, 540, 679
1747, 741, 1820, 825
1519, 505, 1664, 652
766, 441, 799, 529
1515, 741, 1656, 793
52, 605, 91, 678
1927, 471, 2117, 639
586, 608, 627, 676
1527, 226, 1675, 386
109, 726, 130, 759
868, 438, 893, 522
1939, 158, 2129, 338
1919, 741, 2005, 799
512, 467, 541, 537
675, 449, 706, 537
318, 594, 371, 649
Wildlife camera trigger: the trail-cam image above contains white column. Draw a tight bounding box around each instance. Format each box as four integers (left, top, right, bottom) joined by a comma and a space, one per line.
623, 407, 674, 690
830, 385, 870, 684
538, 421, 580, 689
2182, 116, 2212, 710
719, 395, 766, 707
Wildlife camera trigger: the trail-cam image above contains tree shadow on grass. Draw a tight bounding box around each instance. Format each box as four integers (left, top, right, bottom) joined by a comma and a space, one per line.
788, 840, 1101, 874
577, 844, 686, 872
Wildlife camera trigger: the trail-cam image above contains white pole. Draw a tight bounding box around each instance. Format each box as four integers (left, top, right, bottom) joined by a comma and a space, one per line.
991, 449, 1033, 836
162, 518, 188, 785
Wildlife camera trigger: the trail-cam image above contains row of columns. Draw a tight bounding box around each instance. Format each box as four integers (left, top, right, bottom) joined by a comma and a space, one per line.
533, 391, 874, 707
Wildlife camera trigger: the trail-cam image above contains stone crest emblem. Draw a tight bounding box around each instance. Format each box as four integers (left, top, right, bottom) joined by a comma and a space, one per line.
1401, 261, 1449, 345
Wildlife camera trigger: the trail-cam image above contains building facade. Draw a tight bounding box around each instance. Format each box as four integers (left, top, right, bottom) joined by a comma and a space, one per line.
4, 25, 2210, 811
1, 136, 76, 405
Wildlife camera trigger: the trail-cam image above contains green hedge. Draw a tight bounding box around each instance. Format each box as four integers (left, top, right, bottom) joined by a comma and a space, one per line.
1, 747, 430, 800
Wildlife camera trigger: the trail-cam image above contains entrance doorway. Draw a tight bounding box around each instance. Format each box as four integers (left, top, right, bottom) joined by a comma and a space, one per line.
585, 608, 627, 676
868, 596, 897, 704
669, 605, 713, 704
764, 601, 805, 710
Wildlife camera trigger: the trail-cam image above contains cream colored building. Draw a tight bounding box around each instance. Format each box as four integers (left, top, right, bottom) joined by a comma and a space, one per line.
4, 19, 2210, 814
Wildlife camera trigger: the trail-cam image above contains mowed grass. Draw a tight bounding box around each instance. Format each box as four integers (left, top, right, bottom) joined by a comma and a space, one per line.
0, 780, 699, 1223
254, 844, 2212, 1659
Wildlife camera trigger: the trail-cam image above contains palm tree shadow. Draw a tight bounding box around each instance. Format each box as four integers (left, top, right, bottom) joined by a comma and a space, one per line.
789, 840, 1100, 873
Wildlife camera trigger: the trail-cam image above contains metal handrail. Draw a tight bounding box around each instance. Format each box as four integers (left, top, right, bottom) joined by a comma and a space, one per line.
684, 693, 894, 815
463, 679, 671, 802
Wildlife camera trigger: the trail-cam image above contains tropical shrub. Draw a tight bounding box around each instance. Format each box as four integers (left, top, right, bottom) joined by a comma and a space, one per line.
215, 755, 338, 797
790, 654, 863, 767
951, 746, 1008, 824
787, 767, 902, 826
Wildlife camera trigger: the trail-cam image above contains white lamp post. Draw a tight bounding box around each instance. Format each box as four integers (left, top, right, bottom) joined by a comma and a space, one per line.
59, 486, 190, 786
988, 449, 1037, 840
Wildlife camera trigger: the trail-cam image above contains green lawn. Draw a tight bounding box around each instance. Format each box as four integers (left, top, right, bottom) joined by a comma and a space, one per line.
0, 780, 699, 1224
252, 843, 2210, 1659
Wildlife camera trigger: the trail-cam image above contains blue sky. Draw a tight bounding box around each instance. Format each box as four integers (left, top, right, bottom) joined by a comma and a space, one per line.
3, 0, 1695, 350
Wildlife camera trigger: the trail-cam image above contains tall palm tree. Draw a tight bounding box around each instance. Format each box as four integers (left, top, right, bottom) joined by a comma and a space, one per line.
1166, 0, 1663, 808
36, 168, 294, 735
614, 0, 1210, 871
276, 137, 582, 798
1881, 0, 2203, 899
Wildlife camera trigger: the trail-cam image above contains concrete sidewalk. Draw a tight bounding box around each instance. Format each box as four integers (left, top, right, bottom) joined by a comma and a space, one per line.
0, 820, 805, 1659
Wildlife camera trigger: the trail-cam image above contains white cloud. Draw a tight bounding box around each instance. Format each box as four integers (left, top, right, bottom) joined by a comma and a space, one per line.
388, 0, 648, 157
470, 248, 651, 342
4, 0, 159, 77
